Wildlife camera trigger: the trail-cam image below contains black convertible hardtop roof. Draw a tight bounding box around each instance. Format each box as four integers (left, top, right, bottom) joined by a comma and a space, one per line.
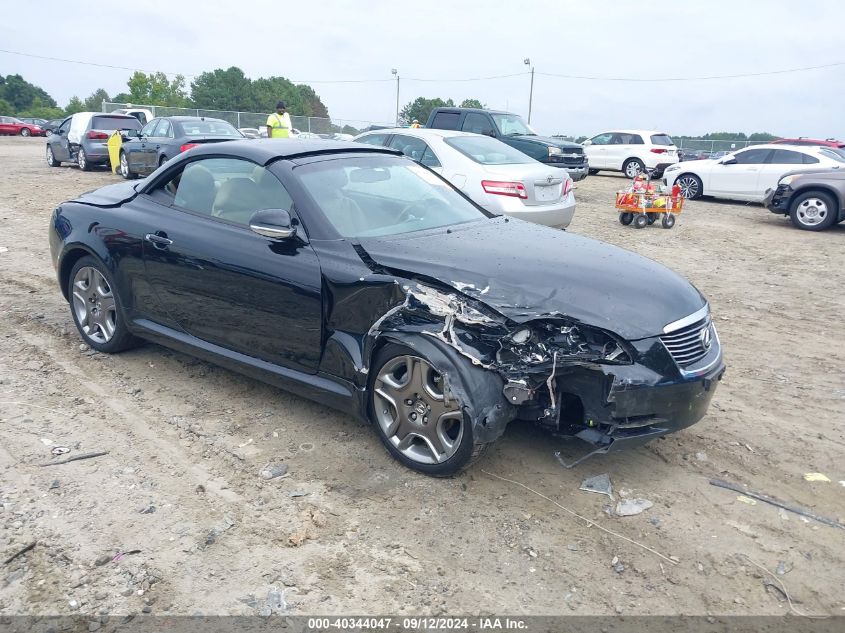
187, 139, 401, 165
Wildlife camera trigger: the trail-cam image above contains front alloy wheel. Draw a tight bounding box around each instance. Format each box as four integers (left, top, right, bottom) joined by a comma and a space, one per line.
71, 266, 117, 344
676, 174, 702, 199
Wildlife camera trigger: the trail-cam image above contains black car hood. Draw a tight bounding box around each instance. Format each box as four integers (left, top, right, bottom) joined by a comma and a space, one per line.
508, 134, 582, 150
359, 217, 705, 340
73, 181, 139, 208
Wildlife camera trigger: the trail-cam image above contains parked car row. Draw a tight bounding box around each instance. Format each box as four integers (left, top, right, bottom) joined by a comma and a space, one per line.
0, 116, 46, 136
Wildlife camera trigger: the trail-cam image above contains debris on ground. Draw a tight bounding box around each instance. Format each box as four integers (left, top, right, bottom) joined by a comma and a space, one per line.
776, 561, 792, 576
259, 463, 289, 480
736, 495, 757, 505
615, 499, 653, 516
287, 526, 311, 547
39, 450, 109, 467
710, 478, 845, 530
579, 473, 613, 499
289, 491, 309, 498
803, 473, 830, 483
139, 505, 157, 514
258, 586, 288, 616
51, 446, 70, 455
3, 541, 36, 565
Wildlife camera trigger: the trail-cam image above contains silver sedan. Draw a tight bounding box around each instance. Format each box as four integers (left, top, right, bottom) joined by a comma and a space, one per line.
354, 128, 576, 228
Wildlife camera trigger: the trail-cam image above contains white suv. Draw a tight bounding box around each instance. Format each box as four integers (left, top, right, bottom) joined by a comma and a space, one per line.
583, 130, 679, 178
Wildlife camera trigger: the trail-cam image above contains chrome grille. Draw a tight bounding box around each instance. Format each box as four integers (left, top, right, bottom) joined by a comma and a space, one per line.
660, 317, 713, 367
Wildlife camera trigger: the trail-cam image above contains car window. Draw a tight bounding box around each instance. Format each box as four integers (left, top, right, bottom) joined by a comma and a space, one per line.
297, 155, 487, 238
356, 133, 389, 146
461, 113, 494, 136
590, 133, 613, 145
491, 113, 536, 136
180, 120, 241, 137
768, 149, 807, 165
819, 148, 845, 163
91, 116, 141, 131
445, 135, 534, 164
388, 135, 441, 168
732, 148, 772, 164
165, 158, 293, 225
430, 112, 460, 130
141, 120, 158, 136
58, 118, 71, 133
153, 119, 172, 138
612, 133, 643, 145
651, 134, 674, 146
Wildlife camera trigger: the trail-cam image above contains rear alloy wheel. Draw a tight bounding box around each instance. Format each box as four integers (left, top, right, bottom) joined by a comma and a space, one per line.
68, 256, 139, 353
119, 151, 136, 179
20, 128, 31, 137
77, 147, 91, 171
159, 154, 168, 167
46, 145, 59, 167
623, 158, 645, 178
633, 213, 649, 229
370, 344, 483, 476
789, 191, 837, 231
676, 174, 703, 199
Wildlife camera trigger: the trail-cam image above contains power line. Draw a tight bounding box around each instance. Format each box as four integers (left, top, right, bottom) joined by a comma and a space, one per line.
1, 47, 842, 84
536, 61, 845, 82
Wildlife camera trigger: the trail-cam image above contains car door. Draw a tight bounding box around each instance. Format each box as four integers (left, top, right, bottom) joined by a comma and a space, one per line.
708, 148, 772, 199
607, 132, 642, 171
585, 132, 612, 168
149, 118, 175, 167
757, 149, 813, 200
136, 156, 323, 372
50, 117, 73, 160
388, 134, 443, 174
0, 117, 12, 134
136, 119, 160, 172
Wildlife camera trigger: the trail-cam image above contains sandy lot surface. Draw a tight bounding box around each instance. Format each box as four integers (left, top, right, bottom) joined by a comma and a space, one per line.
1, 136, 843, 618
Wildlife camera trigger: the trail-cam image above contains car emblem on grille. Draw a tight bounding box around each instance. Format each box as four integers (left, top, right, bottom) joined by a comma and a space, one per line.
699, 326, 712, 351
547, 175, 554, 184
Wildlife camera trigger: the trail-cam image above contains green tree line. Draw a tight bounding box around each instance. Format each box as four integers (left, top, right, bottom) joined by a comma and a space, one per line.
0, 67, 330, 120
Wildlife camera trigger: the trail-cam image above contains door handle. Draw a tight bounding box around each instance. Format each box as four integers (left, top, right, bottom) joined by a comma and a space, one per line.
144, 233, 173, 249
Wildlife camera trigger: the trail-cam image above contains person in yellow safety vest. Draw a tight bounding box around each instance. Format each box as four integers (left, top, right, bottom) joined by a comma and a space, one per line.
410, 119, 421, 128
266, 101, 292, 139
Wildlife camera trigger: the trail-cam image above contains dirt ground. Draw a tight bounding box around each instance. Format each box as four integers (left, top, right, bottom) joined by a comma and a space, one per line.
1, 136, 843, 618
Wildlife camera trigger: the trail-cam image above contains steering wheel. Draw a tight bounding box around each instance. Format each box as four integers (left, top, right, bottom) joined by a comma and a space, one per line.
396, 198, 449, 225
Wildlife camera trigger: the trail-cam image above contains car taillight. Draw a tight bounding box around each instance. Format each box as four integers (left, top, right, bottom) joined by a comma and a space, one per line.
481, 180, 527, 199
650, 148, 668, 154
180, 143, 199, 153
86, 131, 109, 140
562, 178, 573, 196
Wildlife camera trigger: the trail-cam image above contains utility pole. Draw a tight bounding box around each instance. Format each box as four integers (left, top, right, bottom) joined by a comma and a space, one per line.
524, 58, 535, 124
392, 68, 399, 126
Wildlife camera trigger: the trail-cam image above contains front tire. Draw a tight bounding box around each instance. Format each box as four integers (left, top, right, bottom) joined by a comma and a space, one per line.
623, 158, 645, 178
77, 147, 91, 171
369, 343, 485, 476
46, 145, 59, 167
789, 191, 837, 231
67, 256, 139, 353
676, 174, 703, 199
662, 213, 676, 229
619, 212, 634, 225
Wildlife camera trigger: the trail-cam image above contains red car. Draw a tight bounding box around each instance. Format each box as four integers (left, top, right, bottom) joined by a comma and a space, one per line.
0, 116, 45, 137
772, 137, 845, 148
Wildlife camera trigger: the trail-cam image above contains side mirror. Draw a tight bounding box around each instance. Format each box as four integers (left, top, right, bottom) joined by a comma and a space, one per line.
719, 157, 737, 165
249, 208, 296, 239
582, 139, 592, 146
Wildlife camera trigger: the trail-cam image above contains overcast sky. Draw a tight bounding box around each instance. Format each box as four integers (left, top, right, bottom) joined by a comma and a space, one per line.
2, 0, 843, 138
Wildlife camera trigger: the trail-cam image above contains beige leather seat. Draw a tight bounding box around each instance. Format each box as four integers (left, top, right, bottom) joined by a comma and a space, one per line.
174, 164, 216, 214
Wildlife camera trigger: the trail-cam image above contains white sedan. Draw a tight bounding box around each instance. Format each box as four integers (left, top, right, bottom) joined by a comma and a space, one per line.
354, 128, 575, 228
663, 144, 845, 202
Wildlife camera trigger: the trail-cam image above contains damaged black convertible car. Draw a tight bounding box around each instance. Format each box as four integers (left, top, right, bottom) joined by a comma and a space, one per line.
49, 140, 725, 476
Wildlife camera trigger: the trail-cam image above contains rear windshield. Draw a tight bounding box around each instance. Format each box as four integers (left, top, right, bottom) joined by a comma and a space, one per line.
445, 135, 534, 165
820, 148, 845, 163
180, 120, 242, 137
650, 134, 674, 146
91, 116, 142, 131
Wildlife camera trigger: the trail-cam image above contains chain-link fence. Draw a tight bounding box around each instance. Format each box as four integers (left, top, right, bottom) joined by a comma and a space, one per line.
673, 138, 769, 152
102, 102, 391, 136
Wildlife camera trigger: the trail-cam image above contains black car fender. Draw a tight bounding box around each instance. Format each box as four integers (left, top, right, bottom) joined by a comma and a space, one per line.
372, 331, 516, 444
55, 240, 112, 301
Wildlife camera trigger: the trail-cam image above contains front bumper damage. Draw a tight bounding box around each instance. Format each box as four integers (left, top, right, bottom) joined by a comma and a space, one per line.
359, 280, 725, 458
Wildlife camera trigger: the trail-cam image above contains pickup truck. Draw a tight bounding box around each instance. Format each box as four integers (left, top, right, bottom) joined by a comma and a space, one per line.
425, 107, 588, 180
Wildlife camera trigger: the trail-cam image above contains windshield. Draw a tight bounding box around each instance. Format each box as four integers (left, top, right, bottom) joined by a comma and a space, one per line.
490, 113, 536, 136
651, 134, 674, 146
820, 148, 845, 163
445, 135, 534, 165
297, 155, 489, 238
180, 120, 242, 137
91, 116, 142, 131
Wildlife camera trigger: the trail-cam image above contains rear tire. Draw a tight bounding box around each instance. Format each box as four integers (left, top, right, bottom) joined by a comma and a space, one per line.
159, 154, 168, 167
633, 213, 649, 229
77, 147, 91, 171
623, 158, 645, 178
119, 151, 136, 179
20, 128, 31, 137
369, 342, 486, 477
789, 191, 837, 231
588, 168, 599, 176
619, 212, 634, 225
662, 213, 676, 229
